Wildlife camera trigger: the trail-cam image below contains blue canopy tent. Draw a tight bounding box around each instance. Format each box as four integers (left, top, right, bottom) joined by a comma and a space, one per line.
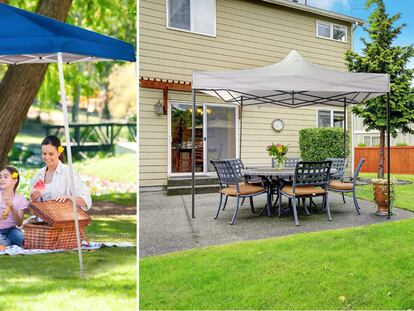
0, 3, 136, 277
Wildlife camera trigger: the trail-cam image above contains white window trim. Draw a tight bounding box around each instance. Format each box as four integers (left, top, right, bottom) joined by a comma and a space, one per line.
316, 108, 345, 128
316, 20, 347, 43
167, 101, 238, 177
166, 0, 217, 37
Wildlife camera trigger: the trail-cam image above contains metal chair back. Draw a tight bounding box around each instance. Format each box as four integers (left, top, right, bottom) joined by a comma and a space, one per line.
352, 158, 365, 187
293, 160, 332, 188
326, 158, 347, 179
225, 158, 245, 179
284, 157, 300, 168
210, 159, 240, 187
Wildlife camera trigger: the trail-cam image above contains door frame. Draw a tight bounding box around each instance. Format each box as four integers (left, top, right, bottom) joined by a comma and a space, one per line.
167, 100, 239, 177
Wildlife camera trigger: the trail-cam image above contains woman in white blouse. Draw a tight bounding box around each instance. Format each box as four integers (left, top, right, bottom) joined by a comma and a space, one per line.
30, 135, 92, 211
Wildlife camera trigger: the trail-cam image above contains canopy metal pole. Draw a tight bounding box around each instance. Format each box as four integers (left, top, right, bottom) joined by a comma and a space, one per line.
344, 98, 347, 158
57, 52, 84, 277
191, 89, 196, 218
239, 96, 243, 159
387, 92, 391, 219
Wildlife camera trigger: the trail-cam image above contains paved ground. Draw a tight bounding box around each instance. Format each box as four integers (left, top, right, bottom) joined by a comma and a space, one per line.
139, 191, 414, 257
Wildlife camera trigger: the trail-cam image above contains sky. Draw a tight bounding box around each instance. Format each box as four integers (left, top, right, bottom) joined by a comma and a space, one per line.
303, 0, 414, 68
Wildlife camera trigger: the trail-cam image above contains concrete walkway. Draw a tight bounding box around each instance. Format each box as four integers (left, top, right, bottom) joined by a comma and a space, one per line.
139, 191, 413, 257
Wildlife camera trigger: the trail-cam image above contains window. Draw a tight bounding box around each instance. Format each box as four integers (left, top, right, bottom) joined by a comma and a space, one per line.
372, 136, 380, 147
167, 0, 216, 36
363, 136, 371, 146
316, 21, 347, 43
318, 110, 345, 128
333, 111, 345, 128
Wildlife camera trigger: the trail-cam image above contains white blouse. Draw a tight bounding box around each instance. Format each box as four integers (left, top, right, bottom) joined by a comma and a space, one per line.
30, 161, 92, 211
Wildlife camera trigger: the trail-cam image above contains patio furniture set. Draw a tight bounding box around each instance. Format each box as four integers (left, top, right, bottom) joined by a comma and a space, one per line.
210, 157, 365, 226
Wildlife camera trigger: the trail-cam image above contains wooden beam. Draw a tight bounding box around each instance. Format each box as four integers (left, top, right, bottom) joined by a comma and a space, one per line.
139, 78, 192, 92
139, 78, 192, 115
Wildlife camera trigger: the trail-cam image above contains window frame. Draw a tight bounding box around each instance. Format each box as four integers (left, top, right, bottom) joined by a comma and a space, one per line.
166, 0, 217, 37
316, 108, 346, 129
316, 20, 347, 43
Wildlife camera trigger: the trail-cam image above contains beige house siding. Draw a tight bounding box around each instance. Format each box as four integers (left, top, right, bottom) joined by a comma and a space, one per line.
140, 0, 354, 186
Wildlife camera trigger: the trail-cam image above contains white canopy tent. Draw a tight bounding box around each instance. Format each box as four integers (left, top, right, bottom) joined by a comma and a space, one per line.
191, 50, 391, 219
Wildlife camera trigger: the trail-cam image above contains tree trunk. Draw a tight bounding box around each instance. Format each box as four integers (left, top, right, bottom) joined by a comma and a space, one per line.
378, 129, 385, 179
72, 83, 81, 123
0, 0, 73, 167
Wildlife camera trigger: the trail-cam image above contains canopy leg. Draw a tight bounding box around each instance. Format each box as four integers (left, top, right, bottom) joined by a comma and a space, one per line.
191, 90, 196, 218
57, 52, 84, 277
387, 92, 391, 219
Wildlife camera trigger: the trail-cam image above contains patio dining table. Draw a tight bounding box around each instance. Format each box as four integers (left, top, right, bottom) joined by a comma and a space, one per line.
243, 166, 336, 216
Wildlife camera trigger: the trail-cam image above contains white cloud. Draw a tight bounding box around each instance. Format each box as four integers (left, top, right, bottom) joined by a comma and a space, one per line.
306, 0, 350, 11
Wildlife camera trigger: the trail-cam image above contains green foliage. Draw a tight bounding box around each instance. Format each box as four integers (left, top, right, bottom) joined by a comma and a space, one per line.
108, 63, 136, 119
396, 142, 408, 146
299, 128, 350, 160
357, 143, 368, 147
345, 0, 414, 138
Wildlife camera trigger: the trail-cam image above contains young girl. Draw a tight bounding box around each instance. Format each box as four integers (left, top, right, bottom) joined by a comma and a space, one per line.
0, 167, 28, 248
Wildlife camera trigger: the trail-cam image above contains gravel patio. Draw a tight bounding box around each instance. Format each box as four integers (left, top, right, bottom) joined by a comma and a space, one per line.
139, 191, 413, 257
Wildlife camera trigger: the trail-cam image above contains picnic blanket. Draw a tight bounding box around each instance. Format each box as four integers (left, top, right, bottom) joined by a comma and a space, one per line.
0, 241, 134, 256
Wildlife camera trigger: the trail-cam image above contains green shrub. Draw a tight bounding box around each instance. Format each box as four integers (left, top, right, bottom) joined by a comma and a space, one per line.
396, 142, 408, 146
357, 143, 368, 147
299, 128, 350, 161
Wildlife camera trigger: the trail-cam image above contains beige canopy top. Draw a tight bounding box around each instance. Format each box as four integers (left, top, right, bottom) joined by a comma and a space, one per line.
192, 50, 390, 107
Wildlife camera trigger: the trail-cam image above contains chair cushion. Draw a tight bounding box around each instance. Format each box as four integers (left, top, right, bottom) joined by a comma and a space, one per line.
329, 180, 353, 190
281, 186, 326, 197
220, 184, 265, 196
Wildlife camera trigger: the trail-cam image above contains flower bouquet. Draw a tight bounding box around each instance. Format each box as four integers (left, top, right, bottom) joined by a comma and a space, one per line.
267, 143, 288, 169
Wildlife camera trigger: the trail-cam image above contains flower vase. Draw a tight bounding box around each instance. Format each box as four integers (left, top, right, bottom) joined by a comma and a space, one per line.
275, 158, 284, 169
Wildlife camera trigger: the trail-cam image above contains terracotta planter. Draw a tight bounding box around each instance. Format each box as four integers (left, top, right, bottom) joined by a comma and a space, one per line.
373, 181, 389, 216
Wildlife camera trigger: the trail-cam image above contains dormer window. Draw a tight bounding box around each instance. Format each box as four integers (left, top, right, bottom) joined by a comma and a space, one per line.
316, 21, 347, 43
167, 0, 216, 36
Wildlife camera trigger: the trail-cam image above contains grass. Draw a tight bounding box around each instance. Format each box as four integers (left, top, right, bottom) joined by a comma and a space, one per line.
92, 192, 136, 206
75, 153, 136, 183
355, 173, 414, 212
140, 218, 414, 310
14, 132, 44, 144
0, 216, 136, 310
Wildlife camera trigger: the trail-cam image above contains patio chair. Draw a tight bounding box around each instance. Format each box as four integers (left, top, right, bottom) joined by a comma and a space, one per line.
224, 158, 262, 209
328, 158, 365, 215
271, 157, 300, 168
279, 160, 332, 226
326, 158, 348, 203
210, 159, 266, 225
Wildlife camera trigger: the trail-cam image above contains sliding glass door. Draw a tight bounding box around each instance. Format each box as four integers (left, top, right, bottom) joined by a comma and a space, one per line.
169, 102, 237, 175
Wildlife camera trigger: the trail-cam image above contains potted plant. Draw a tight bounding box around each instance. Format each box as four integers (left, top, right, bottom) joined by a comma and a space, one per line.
371, 178, 397, 215
267, 143, 288, 169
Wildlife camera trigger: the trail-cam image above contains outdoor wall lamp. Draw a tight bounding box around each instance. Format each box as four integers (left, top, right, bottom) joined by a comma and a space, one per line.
154, 100, 163, 115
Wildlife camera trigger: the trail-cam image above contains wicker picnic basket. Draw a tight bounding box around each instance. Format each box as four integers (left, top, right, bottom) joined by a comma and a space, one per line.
23, 201, 91, 250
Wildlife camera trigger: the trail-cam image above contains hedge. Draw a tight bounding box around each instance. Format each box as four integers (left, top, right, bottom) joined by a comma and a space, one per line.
299, 128, 350, 161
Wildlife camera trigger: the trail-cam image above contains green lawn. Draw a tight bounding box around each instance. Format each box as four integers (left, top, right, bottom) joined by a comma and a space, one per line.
0, 216, 136, 310
355, 173, 414, 212
140, 218, 414, 310
15, 132, 44, 144
93, 192, 136, 206
75, 153, 136, 183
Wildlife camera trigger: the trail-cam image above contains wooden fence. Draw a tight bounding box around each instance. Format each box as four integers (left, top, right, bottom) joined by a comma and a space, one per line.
354, 146, 414, 174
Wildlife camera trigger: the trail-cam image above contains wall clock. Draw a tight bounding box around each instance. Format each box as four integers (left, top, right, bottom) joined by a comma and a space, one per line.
272, 119, 284, 132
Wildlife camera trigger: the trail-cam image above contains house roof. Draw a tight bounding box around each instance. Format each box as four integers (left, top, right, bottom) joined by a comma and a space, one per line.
260, 0, 365, 25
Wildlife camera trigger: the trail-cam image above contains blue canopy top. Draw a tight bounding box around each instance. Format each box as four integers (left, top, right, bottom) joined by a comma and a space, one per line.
0, 3, 136, 64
